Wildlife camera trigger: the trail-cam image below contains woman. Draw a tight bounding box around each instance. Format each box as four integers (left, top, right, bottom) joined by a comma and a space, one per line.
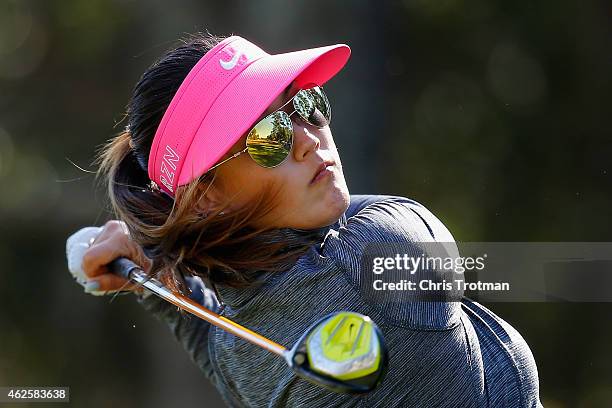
66, 32, 543, 407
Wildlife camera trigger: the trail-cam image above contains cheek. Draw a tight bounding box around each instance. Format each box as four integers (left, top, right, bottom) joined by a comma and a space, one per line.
320, 128, 341, 158
223, 159, 286, 203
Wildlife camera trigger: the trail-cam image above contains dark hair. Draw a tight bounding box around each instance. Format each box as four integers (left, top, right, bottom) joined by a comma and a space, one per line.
96, 32, 320, 294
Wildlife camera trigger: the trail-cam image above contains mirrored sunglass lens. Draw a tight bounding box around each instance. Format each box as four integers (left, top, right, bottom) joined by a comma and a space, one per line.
309, 86, 331, 124
246, 112, 293, 167
293, 90, 315, 123
293, 86, 331, 128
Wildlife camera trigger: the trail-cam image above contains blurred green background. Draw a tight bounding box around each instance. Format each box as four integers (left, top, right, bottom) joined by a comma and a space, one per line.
1, 0, 611, 407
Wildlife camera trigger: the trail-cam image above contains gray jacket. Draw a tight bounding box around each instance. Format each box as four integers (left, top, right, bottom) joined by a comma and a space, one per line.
137, 195, 543, 407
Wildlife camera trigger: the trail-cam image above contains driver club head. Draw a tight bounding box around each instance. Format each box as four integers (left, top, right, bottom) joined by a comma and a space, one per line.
284, 311, 388, 394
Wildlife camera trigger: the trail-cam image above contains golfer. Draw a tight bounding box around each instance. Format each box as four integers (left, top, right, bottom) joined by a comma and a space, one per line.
66, 33, 543, 407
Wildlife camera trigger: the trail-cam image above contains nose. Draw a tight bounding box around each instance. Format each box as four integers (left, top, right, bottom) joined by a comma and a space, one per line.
292, 123, 320, 162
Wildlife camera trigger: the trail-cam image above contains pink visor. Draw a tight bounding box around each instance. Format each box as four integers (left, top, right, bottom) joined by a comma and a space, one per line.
147, 35, 351, 197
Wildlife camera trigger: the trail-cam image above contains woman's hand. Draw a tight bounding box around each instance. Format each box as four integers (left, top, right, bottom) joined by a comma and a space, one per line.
66, 220, 152, 295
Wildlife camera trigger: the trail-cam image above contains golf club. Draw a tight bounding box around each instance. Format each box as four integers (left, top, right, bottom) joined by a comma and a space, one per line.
109, 257, 388, 394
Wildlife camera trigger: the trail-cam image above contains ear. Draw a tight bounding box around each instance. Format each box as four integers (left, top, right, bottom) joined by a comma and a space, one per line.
194, 181, 227, 216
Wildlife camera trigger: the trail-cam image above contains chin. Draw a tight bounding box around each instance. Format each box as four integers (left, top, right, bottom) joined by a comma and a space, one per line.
316, 185, 350, 227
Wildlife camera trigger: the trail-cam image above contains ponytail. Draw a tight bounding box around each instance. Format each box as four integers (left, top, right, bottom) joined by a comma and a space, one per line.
95, 129, 185, 292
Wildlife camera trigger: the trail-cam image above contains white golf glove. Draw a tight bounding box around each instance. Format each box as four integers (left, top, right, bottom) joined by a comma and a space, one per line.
66, 226, 116, 296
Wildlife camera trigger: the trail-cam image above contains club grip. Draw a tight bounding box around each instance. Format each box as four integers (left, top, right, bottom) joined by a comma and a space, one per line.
109, 257, 142, 281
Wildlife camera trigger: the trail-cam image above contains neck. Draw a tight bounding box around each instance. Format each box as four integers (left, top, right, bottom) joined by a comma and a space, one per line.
213, 211, 347, 309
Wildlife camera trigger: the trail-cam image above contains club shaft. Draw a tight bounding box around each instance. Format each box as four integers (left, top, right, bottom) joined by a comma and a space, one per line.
111, 258, 287, 356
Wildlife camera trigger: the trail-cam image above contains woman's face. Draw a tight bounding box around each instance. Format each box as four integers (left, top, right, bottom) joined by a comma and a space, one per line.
209, 82, 350, 230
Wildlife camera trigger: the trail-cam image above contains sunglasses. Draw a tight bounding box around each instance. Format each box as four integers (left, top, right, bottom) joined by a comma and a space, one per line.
207, 85, 331, 172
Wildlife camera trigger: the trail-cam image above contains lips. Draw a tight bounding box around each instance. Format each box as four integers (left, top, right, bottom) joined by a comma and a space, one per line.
310, 160, 335, 184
